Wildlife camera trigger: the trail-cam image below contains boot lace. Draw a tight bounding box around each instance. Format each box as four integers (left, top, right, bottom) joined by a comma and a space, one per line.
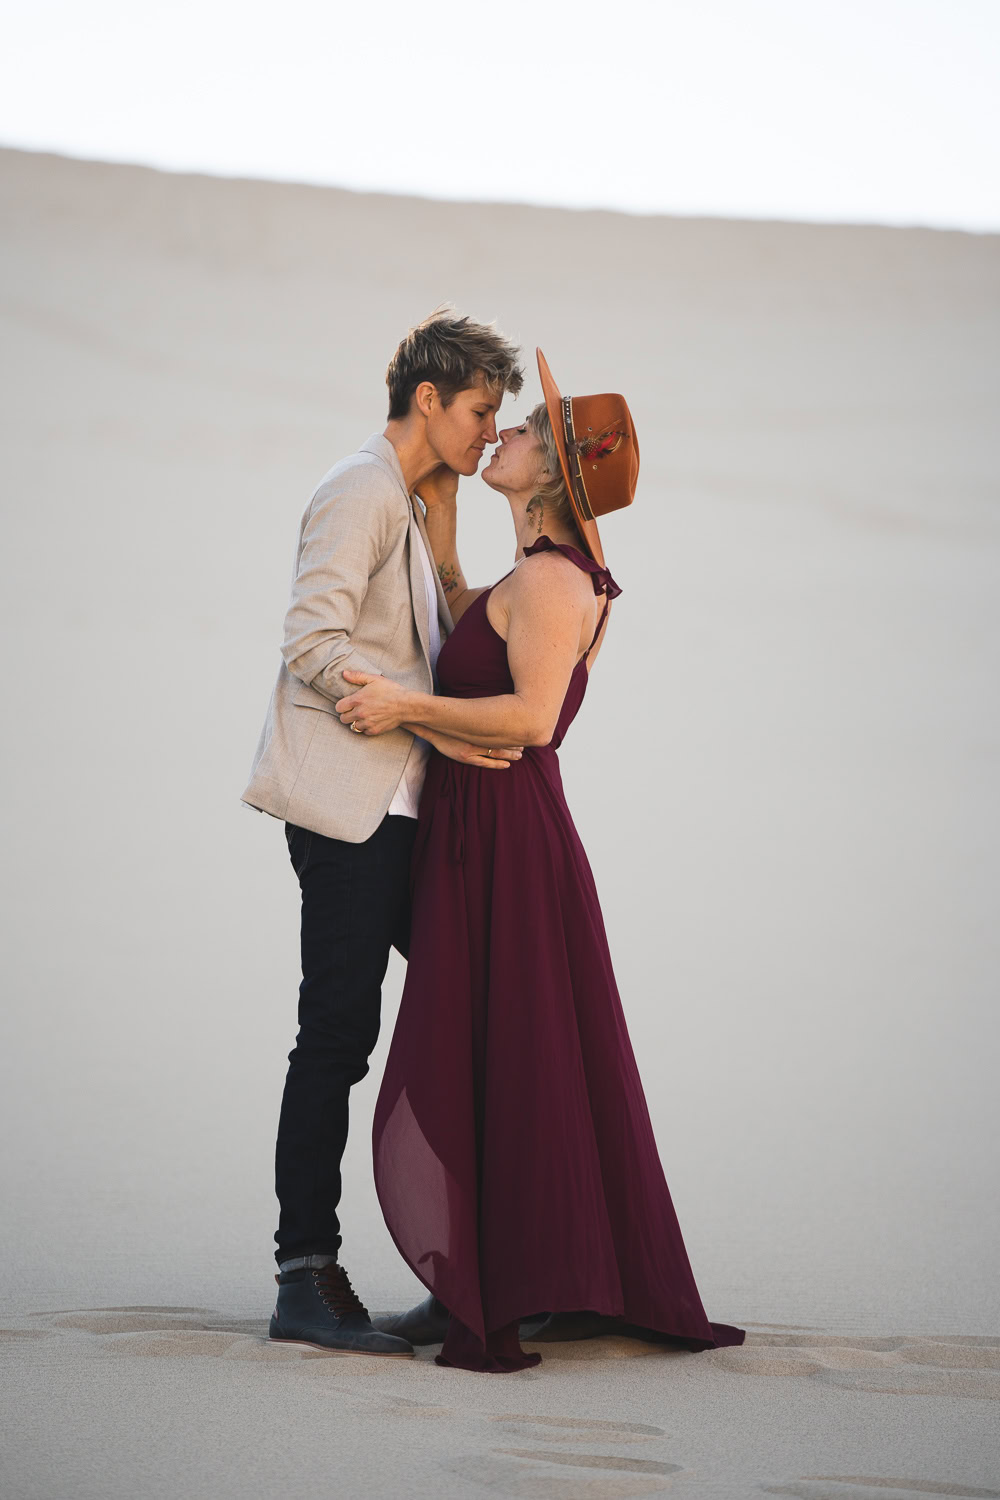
314, 1263, 369, 1320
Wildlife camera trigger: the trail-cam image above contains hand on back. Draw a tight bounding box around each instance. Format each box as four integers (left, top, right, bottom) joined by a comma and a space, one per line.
418, 729, 523, 769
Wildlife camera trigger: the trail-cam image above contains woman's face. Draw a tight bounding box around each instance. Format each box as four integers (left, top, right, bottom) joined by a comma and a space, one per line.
424, 383, 501, 477
481, 422, 549, 494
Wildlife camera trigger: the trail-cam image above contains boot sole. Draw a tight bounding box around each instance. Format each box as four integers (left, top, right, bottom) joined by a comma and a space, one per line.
371, 1327, 448, 1345
268, 1335, 414, 1357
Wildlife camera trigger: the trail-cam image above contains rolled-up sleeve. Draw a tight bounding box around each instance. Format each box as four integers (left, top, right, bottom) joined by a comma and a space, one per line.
281, 464, 405, 705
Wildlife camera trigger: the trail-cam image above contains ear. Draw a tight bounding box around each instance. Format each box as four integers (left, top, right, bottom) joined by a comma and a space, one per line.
414, 381, 437, 418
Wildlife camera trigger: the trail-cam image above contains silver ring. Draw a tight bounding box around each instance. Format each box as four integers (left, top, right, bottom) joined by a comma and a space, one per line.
485, 747, 493, 757
350, 720, 364, 734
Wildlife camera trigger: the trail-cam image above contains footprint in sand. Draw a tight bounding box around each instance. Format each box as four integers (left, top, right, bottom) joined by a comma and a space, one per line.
494, 1450, 680, 1476
708, 1333, 1000, 1401
761, 1479, 1000, 1499
446, 1449, 677, 1497
743, 1322, 828, 1332
489, 1414, 666, 1446
443, 1414, 685, 1497
30, 1305, 216, 1316
104, 1331, 344, 1361
350, 1392, 455, 1419
8, 1307, 301, 1362
49, 1312, 215, 1333
10, 1308, 1000, 1405
7, 1306, 431, 1366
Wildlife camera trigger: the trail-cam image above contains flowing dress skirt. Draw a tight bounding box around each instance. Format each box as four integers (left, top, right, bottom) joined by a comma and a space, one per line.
373, 553, 745, 1372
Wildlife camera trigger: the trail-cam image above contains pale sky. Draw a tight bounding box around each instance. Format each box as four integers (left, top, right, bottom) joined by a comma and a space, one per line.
2, 0, 998, 231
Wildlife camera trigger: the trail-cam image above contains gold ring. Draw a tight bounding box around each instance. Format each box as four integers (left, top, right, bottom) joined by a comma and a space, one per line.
485, 747, 493, 757
350, 720, 364, 733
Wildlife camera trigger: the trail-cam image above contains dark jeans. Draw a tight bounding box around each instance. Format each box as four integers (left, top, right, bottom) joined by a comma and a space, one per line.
273, 813, 417, 1266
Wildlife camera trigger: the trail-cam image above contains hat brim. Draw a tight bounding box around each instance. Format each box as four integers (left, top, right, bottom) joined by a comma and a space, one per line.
536, 347, 606, 569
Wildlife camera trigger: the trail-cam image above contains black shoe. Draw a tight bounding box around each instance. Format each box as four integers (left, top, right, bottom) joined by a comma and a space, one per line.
269, 1262, 413, 1356
371, 1293, 450, 1345
524, 1311, 628, 1342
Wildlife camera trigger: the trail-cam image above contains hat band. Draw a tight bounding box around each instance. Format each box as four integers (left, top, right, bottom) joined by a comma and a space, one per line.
562, 397, 596, 523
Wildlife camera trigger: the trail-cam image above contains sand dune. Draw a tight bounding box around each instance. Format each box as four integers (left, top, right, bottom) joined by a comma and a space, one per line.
13, 1305, 1000, 1399
3, 1302, 999, 1496
1, 146, 999, 1496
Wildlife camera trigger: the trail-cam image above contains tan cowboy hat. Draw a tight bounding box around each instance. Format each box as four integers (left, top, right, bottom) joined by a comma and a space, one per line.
536, 348, 639, 569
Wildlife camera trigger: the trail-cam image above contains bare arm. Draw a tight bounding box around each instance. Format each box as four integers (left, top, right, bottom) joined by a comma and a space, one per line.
399, 721, 521, 769
416, 465, 488, 625
336, 554, 593, 747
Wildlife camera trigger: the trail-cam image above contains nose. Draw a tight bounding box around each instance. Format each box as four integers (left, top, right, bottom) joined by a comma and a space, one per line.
498, 424, 517, 442
484, 416, 499, 443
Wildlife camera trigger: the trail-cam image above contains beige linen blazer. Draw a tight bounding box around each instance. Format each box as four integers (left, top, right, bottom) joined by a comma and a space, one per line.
241, 434, 453, 843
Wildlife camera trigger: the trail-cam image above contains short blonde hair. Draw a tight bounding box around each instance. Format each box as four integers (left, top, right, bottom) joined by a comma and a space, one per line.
527, 402, 584, 544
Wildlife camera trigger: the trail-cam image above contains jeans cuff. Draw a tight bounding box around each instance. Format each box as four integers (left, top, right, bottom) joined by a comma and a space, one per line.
278, 1253, 339, 1272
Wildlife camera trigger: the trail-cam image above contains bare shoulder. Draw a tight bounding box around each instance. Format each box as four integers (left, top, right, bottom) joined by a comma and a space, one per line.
488, 548, 596, 647
505, 548, 595, 612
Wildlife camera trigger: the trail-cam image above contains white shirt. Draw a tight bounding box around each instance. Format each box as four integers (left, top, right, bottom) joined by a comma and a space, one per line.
387, 520, 443, 819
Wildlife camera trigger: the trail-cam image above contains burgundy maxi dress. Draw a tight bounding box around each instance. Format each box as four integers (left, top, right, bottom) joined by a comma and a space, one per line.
372, 537, 745, 1372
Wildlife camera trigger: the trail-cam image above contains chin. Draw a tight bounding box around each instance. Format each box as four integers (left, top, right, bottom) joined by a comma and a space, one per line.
455, 455, 482, 478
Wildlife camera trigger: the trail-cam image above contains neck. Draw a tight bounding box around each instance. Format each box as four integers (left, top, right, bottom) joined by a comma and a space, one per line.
506, 489, 582, 560
383, 416, 441, 496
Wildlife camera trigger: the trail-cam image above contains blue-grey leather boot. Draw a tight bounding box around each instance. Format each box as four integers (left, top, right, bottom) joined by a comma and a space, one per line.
371, 1294, 552, 1345
371, 1293, 450, 1345
269, 1262, 413, 1356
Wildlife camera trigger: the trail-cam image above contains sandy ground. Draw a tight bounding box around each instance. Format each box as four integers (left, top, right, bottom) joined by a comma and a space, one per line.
1, 146, 998, 1498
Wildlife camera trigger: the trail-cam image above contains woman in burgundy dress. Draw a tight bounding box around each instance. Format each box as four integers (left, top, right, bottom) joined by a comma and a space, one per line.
335, 350, 745, 1373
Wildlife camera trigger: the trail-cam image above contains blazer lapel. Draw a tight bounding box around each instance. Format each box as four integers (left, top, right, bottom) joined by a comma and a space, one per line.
411, 498, 453, 640
358, 433, 443, 667
407, 503, 432, 669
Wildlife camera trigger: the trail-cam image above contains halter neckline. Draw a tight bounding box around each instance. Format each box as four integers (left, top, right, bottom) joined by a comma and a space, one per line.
521, 535, 622, 600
